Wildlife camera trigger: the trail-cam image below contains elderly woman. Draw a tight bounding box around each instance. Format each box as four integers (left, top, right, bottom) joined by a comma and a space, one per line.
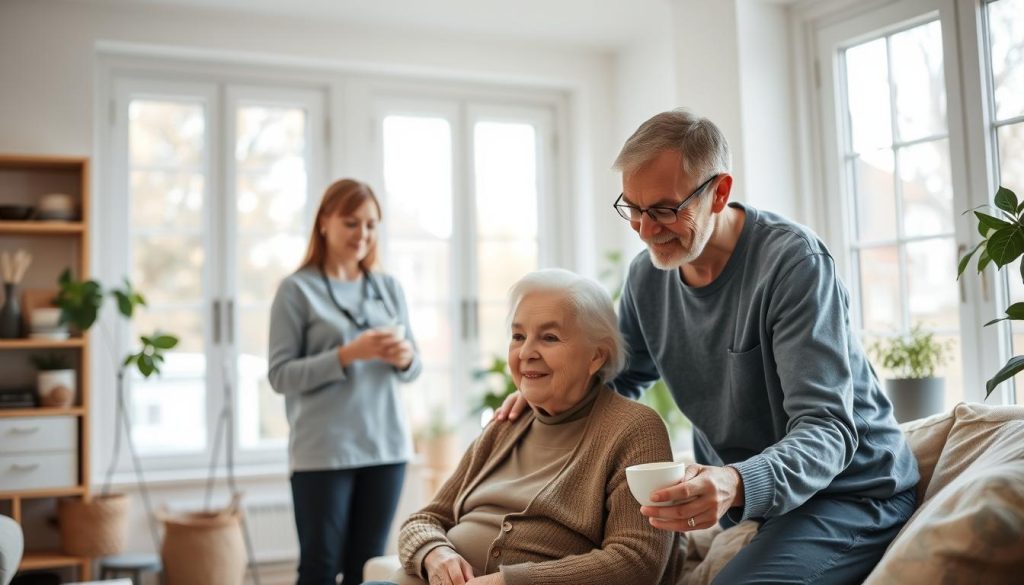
371, 268, 679, 585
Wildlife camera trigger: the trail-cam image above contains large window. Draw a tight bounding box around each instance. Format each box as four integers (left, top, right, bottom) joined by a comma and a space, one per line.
373, 98, 559, 431
816, 0, 1024, 406
110, 77, 324, 467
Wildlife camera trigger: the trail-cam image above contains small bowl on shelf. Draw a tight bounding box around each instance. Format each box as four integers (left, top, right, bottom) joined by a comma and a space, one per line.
0, 205, 34, 220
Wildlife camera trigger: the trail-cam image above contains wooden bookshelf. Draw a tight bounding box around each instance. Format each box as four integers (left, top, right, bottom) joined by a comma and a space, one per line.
0, 154, 91, 581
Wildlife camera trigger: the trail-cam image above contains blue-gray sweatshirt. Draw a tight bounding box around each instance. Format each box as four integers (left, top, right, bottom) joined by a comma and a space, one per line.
614, 203, 919, 521
267, 267, 422, 471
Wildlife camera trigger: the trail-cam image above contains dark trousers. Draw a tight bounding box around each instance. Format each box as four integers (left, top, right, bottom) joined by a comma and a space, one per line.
291, 463, 406, 585
712, 488, 917, 584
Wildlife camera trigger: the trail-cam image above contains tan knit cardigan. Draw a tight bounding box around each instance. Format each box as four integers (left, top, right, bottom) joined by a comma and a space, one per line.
398, 387, 680, 585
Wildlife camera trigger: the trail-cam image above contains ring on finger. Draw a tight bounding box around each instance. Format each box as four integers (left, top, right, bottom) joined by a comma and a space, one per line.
687, 516, 696, 528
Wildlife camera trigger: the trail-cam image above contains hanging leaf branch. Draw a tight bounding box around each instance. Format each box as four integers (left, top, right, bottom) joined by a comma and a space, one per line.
957, 186, 1024, 397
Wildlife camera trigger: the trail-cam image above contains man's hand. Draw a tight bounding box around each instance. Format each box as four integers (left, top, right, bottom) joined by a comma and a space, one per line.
467, 573, 505, 585
424, 546, 475, 585
639, 464, 745, 532
492, 390, 528, 421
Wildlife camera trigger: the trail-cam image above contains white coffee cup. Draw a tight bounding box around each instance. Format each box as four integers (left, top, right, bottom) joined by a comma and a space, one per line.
625, 461, 686, 507
376, 323, 406, 339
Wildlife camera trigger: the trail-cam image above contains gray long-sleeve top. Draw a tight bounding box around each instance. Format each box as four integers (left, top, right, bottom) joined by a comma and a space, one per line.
613, 202, 919, 521
268, 266, 422, 471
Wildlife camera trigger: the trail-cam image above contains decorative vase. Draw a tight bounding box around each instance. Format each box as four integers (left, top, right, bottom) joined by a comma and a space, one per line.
58, 494, 130, 557
160, 499, 246, 585
886, 377, 945, 423
0, 283, 21, 339
37, 369, 77, 407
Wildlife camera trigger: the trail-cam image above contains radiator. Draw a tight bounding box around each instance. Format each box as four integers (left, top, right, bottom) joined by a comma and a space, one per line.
242, 497, 300, 564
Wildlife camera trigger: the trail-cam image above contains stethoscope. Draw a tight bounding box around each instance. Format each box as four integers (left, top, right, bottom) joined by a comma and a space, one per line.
319, 265, 395, 331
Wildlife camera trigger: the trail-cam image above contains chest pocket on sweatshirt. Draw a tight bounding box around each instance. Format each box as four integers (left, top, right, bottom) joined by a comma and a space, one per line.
724, 344, 774, 448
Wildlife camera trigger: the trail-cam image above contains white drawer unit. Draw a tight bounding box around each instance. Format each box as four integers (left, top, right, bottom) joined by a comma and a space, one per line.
0, 451, 78, 491
0, 416, 78, 454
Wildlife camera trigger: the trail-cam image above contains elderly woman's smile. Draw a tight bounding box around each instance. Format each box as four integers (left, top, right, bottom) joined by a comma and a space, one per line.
509, 290, 605, 416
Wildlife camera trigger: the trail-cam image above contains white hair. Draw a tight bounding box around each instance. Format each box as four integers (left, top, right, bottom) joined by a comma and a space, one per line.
507, 268, 626, 384
613, 108, 732, 183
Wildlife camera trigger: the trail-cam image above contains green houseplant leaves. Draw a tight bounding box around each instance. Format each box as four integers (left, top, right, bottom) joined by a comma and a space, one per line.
54, 268, 178, 380
958, 186, 1024, 397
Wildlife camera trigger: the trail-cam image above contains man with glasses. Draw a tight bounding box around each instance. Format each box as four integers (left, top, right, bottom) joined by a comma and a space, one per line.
499, 109, 919, 584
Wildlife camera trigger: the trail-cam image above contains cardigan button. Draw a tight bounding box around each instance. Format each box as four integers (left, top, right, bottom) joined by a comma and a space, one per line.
492, 548, 501, 558
501, 521, 512, 532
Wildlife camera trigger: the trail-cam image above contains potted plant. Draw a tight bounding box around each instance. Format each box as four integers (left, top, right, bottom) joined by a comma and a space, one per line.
958, 186, 1024, 397
52, 268, 178, 558
868, 324, 950, 423
30, 353, 76, 408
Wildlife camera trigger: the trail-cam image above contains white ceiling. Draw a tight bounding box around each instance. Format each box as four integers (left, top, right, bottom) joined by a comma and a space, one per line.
80, 0, 677, 49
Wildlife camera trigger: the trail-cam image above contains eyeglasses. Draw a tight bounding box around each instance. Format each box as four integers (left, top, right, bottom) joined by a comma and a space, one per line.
613, 174, 718, 225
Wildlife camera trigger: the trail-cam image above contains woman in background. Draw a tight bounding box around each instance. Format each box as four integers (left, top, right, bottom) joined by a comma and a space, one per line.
269, 178, 422, 585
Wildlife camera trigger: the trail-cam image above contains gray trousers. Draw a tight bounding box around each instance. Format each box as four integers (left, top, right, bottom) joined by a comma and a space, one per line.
712, 488, 916, 585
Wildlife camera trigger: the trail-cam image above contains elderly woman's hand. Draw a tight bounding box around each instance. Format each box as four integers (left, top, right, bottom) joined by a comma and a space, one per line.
424, 546, 475, 585
466, 573, 505, 585
492, 390, 529, 421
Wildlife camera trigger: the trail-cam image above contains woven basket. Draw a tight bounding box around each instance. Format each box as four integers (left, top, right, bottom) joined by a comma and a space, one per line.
58, 493, 129, 557
160, 499, 246, 585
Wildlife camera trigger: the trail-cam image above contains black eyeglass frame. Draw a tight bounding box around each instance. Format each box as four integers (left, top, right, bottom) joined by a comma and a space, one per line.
613, 174, 719, 225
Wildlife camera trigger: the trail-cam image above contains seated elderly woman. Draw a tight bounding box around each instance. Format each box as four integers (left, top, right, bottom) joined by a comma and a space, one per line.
369, 268, 679, 585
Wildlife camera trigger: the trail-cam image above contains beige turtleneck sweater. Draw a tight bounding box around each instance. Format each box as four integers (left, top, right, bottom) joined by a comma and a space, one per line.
395, 386, 679, 585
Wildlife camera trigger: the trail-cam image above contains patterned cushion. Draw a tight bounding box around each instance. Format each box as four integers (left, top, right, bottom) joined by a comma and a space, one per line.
863, 402, 1024, 585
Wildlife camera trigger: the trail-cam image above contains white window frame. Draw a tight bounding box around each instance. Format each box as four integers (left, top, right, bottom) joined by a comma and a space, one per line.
361, 86, 567, 430
798, 0, 1012, 405
98, 59, 327, 476
95, 56, 572, 477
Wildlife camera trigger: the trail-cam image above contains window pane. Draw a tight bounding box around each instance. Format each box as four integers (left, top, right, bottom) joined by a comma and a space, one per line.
234, 103, 310, 450
383, 115, 454, 416
997, 123, 1024, 195
383, 116, 453, 240
906, 238, 959, 329
845, 38, 893, 153
853, 149, 897, 242
129, 101, 204, 168
128, 99, 207, 455
859, 246, 902, 332
238, 305, 286, 448
130, 171, 203, 229
987, 0, 1024, 120
891, 20, 946, 141
130, 310, 206, 454
899, 139, 954, 237
474, 122, 539, 239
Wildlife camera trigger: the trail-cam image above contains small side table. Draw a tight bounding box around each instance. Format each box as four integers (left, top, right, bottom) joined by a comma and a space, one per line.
98, 553, 162, 584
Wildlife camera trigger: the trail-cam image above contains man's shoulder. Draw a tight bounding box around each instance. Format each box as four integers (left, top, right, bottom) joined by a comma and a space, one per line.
743, 203, 830, 259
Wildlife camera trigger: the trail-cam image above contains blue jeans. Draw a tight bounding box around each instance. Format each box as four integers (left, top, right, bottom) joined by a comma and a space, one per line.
712, 488, 917, 584
291, 464, 406, 585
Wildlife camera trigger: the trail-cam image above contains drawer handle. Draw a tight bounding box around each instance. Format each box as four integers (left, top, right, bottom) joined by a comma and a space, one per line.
11, 463, 40, 472
10, 426, 40, 434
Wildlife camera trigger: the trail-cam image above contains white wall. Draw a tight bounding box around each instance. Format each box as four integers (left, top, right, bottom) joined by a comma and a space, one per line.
669, 0, 804, 223
611, 16, 679, 266
736, 0, 801, 220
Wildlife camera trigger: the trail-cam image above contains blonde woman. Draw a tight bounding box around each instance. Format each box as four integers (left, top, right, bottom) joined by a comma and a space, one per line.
269, 178, 421, 585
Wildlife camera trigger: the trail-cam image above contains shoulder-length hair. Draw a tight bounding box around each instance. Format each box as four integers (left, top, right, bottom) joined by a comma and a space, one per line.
298, 178, 383, 272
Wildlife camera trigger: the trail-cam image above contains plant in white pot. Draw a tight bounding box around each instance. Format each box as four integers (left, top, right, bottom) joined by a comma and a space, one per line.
868, 324, 951, 423
30, 353, 76, 408
52, 268, 178, 558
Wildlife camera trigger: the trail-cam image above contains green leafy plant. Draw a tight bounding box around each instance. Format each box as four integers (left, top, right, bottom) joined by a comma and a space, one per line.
867, 324, 950, 379
473, 356, 518, 414
30, 353, 72, 371
958, 186, 1024, 397
54, 268, 177, 379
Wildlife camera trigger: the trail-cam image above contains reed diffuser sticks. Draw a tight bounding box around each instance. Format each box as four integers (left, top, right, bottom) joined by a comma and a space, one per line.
1, 249, 32, 284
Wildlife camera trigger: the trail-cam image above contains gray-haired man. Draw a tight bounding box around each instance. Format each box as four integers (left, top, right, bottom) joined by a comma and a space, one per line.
500, 109, 919, 583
